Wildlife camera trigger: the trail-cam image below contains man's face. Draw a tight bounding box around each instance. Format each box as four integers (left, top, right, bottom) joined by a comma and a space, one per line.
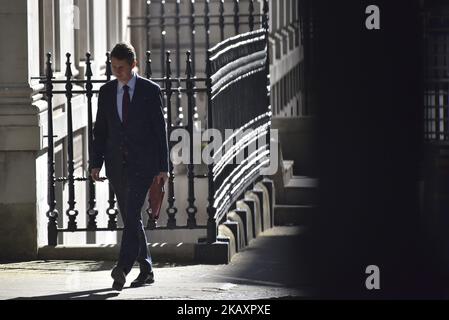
111, 57, 137, 83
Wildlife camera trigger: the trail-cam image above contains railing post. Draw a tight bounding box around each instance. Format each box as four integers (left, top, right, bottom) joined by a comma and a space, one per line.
205, 0, 211, 50
105, 52, 119, 230
165, 51, 172, 161
145, 0, 151, 54
65, 53, 79, 232
164, 51, 178, 229
160, 0, 166, 77
263, 0, 271, 98
190, 0, 196, 75
219, 0, 225, 42
45, 53, 59, 246
206, 50, 217, 243
435, 81, 441, 140
107, 188, 118, 230
446, 81, 449, 141
189, 1, 199, 131
85, 52, 98, 231
263, 0, 269, 31
234, 0, 240, 35
185, 51, 198, 228
249, 0, 255, 32
175, 0, 182, 124
263, 0, 272, 175
145, 51, 152, 79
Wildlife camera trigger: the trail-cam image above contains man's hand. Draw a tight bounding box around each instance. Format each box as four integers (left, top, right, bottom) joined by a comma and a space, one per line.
90, 168, 103, 182
155, 172, 169, 185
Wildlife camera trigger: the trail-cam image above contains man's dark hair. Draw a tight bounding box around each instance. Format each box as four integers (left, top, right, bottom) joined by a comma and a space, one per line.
110, 43, 136, 65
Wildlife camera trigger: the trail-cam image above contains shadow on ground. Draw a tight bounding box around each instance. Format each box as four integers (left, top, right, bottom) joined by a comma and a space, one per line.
207, 227, 314, 294
11, 288, 121, 300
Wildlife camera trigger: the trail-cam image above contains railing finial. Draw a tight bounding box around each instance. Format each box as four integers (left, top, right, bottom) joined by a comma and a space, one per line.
85, 52, 93, 78
105, 52, 112, 80
46, 52, 53, 80
65, 53, 72, 79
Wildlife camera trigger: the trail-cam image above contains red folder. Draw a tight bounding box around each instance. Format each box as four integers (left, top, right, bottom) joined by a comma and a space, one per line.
148, 178, 165, 220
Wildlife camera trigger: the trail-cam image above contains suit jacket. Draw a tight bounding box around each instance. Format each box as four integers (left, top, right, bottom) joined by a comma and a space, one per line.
91, 76, 169, 184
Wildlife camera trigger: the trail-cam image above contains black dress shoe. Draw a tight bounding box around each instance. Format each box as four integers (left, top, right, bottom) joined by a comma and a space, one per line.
130, 271, 154, 288
111, 266, 126, 291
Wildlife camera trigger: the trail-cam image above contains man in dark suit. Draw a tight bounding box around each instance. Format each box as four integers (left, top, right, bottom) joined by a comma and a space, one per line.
90, 43, 169, 291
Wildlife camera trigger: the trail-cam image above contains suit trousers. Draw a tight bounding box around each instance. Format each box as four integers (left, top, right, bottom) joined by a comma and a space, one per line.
111, 163, 154, 275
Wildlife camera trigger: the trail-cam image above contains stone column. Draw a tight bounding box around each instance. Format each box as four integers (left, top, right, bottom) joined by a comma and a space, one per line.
130, 0, 147, 74
0, 0, 43, 260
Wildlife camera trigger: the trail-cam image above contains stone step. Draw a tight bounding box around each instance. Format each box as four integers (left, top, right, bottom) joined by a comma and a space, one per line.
283, 176, 319, 206
271, 116, 318, 177
274, 204, 317, 226
282, 160, 294, 186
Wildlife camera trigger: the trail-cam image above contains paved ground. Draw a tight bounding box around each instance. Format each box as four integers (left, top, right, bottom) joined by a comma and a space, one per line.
0, 226, 313, 300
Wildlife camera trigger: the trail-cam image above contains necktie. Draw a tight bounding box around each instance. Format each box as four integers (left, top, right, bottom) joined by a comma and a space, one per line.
122, 85, 130, 126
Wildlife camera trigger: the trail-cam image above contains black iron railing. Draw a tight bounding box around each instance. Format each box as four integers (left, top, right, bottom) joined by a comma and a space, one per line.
36, 28, 270, 246
423, 9, 449, 142
205, 27, 270, 242
130, 0, 268, 126
129, 0, 264, 75
37, 50, 209, 245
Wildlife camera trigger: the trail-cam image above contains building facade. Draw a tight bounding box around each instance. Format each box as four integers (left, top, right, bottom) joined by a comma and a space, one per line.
0, 0, 302, 261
